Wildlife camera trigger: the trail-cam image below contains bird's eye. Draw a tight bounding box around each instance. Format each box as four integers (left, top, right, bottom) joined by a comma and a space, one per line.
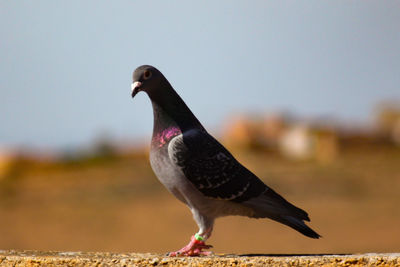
143, 70, 152, 80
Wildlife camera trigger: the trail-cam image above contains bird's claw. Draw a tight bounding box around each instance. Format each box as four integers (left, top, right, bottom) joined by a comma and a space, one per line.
168, 235, 213, 257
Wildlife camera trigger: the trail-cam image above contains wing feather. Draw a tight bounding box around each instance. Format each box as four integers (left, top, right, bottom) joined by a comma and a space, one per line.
168, 129, 266, 202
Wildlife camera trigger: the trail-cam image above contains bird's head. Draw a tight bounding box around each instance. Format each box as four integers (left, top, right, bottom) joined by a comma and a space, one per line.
131, 65, 165, 98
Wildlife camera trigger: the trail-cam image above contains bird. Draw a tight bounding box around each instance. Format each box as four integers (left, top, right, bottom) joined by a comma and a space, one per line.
130, 65, 320, 256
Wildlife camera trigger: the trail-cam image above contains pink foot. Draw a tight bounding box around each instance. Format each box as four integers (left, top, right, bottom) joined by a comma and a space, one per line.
168, 235, 213, 256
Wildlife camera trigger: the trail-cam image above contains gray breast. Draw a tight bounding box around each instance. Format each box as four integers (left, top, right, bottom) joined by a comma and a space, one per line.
149, 144, 190, 205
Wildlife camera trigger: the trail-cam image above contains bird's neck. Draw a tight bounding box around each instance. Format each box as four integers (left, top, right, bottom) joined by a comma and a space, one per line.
149, 88, 204, 145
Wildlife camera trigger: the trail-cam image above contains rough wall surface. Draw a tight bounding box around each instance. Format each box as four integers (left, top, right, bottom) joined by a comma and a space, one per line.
0, 251, 399, 266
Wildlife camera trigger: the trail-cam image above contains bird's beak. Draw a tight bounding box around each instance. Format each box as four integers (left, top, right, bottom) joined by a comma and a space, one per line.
131, 81, 142, 98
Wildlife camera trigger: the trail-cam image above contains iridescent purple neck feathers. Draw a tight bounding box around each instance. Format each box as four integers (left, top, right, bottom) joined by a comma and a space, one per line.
153, 127, 182, 147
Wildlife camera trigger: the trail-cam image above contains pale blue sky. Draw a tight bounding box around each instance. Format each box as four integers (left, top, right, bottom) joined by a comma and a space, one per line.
1, 1, 399, 149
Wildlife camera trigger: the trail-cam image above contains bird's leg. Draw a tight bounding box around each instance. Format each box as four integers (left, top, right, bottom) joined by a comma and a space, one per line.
168, 228, 213, 256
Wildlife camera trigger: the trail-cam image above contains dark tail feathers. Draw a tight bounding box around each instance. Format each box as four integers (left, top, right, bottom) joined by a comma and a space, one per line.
243, 188, 321, 238
275, 215, 321, 239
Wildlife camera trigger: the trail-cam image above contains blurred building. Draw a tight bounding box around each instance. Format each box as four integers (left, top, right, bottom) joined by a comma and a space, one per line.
279, 124, 313, 160
279, 123, 339, 163
0, 150, 14, 178
261, 114, 288, 148
376, 102, 400, 146
223, 113, 339, 163
222, 115, 253, 149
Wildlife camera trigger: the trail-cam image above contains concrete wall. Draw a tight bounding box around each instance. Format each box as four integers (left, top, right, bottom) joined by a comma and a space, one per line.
0, 251, 399, 266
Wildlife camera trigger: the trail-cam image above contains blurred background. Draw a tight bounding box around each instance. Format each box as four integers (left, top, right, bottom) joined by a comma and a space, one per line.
1, 1, 400, 254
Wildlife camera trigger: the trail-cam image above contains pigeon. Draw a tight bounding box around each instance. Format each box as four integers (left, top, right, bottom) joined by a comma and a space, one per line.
131, 65, 320, 256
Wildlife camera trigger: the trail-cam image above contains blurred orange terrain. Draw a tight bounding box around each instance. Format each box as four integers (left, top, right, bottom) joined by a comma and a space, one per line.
0, 140, 399, 255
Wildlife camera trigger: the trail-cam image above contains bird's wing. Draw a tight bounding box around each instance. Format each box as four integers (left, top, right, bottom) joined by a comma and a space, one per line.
168, 129, 320, 238
168, 129, 267, 202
